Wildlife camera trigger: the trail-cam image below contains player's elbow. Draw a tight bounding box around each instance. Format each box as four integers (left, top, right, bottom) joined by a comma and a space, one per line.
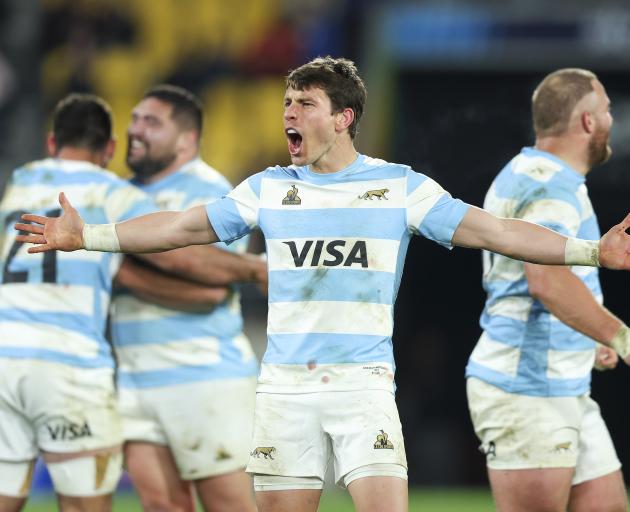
524, 264, 553, 301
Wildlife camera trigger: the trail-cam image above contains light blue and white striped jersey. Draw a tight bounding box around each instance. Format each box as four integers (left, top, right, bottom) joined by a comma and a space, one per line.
110, 159, 258, 389
0, 158, 157, 368
206, 154, 470, 393
466, 147, 601, 396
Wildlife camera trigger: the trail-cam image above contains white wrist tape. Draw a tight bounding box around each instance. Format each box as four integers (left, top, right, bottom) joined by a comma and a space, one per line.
564, 237, 599, 267
82, 223, 121, 252
610, 325, 630, 359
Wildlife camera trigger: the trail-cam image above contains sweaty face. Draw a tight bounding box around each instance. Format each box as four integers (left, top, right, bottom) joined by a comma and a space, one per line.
126, 98, 179, 180
283, 86, 338, 168
586, 80, 613, 168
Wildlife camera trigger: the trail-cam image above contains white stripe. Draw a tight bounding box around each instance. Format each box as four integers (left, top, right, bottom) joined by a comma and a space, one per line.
576, 185, 595, 221
546, 349, 594, 379
111, 295, 180, 322
260, 178, 405, 210
483, 184, 518, 217
406, 179, 444, 232
0, 321, 99, 358
1, 183, 110, 213
266, 238, 399, 273
469, 332, 520, 377
268, 301, 392, 336
105, 186, 152, 222
487, 296, 533, 322
229, 180, 259, 228
116, 336, 221, 372
232, 333, 256, 363
0, 283, 94, 315
518, 198, 580, 236
512, 154, 563, 182
483, 253, 524, 283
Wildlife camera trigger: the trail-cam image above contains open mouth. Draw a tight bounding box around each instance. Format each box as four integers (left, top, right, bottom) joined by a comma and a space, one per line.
286, 128, 303, 156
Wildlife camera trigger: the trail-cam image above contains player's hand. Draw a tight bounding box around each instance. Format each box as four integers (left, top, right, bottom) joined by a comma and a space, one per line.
593, 345, 618, 371
14, 192, 85, 253
599, 213, 630, 270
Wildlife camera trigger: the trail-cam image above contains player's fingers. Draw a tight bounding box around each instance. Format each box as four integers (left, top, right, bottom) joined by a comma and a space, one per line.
59, 192, 73, 213
20, 214, 48, 225
15, 234, 47, 245
618, 212, 630, 232
27, 243, 52, 254
14, 223, 44, 235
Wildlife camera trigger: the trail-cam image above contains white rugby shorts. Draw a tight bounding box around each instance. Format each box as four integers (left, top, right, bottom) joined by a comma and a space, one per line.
0, 359, 122, 460
467, 377, 620, 484
119, 376, 257, 480
246, 389, 408, 487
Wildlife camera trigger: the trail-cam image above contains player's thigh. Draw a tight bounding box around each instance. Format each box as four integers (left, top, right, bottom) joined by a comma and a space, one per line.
348, 475, 408, 512
256, 488, 322, 512
489, 467, 574, 512
154, 377, 257, 480
467, 378, 581, 472
195, 469, 256, 512
247, 392, 329, 481
569, 470, 627, 512
124, 442, 194, 512
323, 389, 407, 487
0, 494, 27, 512
56, 493, 113, 512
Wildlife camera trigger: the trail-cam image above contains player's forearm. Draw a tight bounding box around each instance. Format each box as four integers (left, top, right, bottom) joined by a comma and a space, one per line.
116, 257, 228, 311
525, 264, 622, 345
452, 207, 597, 266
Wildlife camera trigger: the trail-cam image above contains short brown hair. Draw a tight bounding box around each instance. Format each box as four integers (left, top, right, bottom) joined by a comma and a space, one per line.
532, 68, 598, 137
143, 84, 203, 135
53, 93, 112, 152
286, 56, 367, 139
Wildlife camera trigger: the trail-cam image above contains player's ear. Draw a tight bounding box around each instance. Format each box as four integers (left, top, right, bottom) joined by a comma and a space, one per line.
46, 133, 58, 157
335, 108, 355, 134
581, 111, 595, 134
104, 138, 116, 162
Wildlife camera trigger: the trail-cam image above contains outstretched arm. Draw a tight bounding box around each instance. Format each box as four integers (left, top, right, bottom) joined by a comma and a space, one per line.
15, 192, 216, 253
452, 206, 630, 269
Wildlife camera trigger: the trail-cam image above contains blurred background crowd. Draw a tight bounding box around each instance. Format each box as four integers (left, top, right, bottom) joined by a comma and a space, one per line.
2, 0, 630, 492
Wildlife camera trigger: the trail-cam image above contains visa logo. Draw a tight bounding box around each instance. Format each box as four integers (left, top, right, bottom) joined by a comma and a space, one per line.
283, 240, 368, 268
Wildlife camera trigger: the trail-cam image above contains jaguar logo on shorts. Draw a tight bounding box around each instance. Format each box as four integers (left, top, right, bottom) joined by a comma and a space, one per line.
479, 441, 496, 459
216, 446, 233, 461
251, 446, 276, 459
282, 185, 301, 205
45, 416, 92, 441
374, 430, 394, 450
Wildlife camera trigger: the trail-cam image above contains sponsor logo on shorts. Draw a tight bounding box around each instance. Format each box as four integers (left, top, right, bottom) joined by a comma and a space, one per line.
282, 185, 301, 205
216, 446, 232, 461
374, 430, 394, 450
479, 441, 496, 459
358, 188, 389, 200
251, 446, 276, 459
45, 416, 92, 441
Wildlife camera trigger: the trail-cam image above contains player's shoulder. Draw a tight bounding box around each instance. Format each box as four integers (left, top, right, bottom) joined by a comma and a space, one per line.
355, 154, 411, 179
11, 158, 127, 188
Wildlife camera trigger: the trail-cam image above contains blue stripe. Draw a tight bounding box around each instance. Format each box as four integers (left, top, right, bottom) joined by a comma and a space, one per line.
206, 197, 251, 244
0, 310, 106, 343
117, 359, 258, 388
0, 348, 112, 368
260, 208, 407, 240
268, 269, 395, 304
465, 361, 591, 396
417, 196, 469, 248
264, 333, 394, 365
406, 170, 428, 196
247, 172, 264, 198
112, 307, 243, 347
14, 169, 116, 187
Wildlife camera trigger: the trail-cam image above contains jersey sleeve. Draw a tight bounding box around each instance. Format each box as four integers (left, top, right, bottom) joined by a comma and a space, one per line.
514, 185, 581, 237
406, 171, 470, 248
205, 174, 261, 244
104, 180, 159, 222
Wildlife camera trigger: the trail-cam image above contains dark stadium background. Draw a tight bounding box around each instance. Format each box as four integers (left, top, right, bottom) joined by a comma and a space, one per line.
1, 0, 630, 498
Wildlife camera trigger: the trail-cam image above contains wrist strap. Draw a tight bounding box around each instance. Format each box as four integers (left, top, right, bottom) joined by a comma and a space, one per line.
610, 325, 630, 359
82, 224, 121, 252
564, 237, 599, 267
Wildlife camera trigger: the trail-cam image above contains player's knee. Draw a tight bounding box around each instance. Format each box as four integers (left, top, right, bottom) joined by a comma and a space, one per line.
0, 459, 36, 498
47, 452, 122, 497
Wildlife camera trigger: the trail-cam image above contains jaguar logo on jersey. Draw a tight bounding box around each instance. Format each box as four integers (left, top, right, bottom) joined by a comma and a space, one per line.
45, 416, 92, 441
251, 446, 276, 459
283, 240, 368, 268
359, 188, 389, 200
374, 430, 394, 450
282, 185, 301, 205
